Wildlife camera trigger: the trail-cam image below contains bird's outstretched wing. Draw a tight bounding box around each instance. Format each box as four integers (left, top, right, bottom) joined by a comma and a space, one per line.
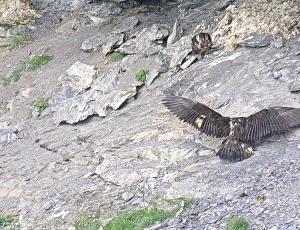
162, 95, 230, 138
241, 107, 300, 141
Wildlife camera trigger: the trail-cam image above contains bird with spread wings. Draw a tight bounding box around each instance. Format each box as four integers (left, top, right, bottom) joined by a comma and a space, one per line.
162, 95, 300, 161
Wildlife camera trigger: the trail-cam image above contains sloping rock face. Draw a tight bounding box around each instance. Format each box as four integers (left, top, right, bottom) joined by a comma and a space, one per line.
14, 38, 300, 229
0, 0, 300, 229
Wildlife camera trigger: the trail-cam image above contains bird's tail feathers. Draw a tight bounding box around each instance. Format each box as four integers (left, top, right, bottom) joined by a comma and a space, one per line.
216, 138, 253, 161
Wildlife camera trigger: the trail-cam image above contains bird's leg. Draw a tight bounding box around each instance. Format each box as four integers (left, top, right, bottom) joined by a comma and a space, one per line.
199, 52, 205, 60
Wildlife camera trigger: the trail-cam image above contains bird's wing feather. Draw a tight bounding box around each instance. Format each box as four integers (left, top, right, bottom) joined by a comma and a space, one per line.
241, 107, 300, 141
162, 96, 230, 138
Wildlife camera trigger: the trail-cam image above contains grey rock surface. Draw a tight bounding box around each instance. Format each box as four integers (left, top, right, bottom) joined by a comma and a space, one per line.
289, 78, 300, 93
52, 65, 135, 124
29, 0, 88, 12
112, 16, 139, 34
239, 33, 272, 48
81, 33, 124, 52
0, 127, 18, 145
0, 37, 12, 47
167, 19, 183, 47
1, 0, 300, 229
160, 35, 192, 70
117, 24, 169, 55
52, 54, 166, 124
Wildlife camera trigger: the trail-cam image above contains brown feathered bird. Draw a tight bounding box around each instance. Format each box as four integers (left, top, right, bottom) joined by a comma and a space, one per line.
191, 33, 212, 59
162, 95, 300, 161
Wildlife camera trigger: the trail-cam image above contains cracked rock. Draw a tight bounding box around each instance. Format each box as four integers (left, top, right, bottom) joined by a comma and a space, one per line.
117, 24, 169, 55
160, 35, 192, 69
0, 127, 18, 146
238, 33, 272, 48
81, 33, 124, 53
167, 19, 183, 47
60, 61, 96, 94
273, 32, 285, 48
53, 59, 147, 124
112, 16, 139, 34
289, 78, 300, 93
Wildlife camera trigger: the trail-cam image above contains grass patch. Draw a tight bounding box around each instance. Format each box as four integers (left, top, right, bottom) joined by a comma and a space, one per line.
109, 52, 126, 62
35, 98, 49, 113
75, 213, 100, 230
104, 207, 171, 230
103, 17, 113, 25
9, 35, 31, 50
0, 215, 15, 229
135, 69, 149, 83
23, 55, 53, 71
1, 55, 53, 86
226, 216, 249, 230
1, 67, 23, 86
104, 198, 191, 230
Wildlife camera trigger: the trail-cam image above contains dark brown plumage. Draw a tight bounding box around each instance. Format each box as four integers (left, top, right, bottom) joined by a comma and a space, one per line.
191, 33, 212, 59
162, 95, 300, 161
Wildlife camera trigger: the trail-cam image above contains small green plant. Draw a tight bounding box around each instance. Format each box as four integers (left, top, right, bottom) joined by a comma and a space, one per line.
1, 55, 53, 86
75, 213, 100, 230
10, 35, 31, 50
103, 17, 113, 25
109, 52, 126, 62
35, 98, 49, 113
135, 69, 149, 83
0, 215, 15, 229
226, 216, 249, 230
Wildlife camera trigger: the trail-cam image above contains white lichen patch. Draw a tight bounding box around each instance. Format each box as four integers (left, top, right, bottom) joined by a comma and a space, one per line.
0, 0, 40, 25
215, 0, 300, 50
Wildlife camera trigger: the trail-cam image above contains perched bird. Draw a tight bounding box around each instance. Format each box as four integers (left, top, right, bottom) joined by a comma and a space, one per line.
191, 33, 212, 59
162, 95, 300, 161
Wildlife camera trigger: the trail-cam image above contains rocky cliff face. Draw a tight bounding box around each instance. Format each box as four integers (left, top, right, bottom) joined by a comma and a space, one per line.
0, 0, 300, 229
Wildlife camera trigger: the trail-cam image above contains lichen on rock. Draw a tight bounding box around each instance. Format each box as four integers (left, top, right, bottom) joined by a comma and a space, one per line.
0, 0, 40, 25
215, 0, 300, 50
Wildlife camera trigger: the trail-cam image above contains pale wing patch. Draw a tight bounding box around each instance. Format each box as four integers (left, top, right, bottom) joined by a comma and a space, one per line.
195, 117, 205, 128
245, 147, 253, 157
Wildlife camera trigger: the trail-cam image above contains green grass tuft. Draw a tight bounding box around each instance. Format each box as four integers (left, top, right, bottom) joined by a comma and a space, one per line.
0, 215, 15, 229
75, 213, 100, 230
182, 198, 192, 210
35, 98, 49, 113
1, 55, 53, 86
103, 17, 113, 25
9, 35, 31, 50
135, 69, 149, 83
104, 208, 171, 230
226, 216, 249, 230
110, 52, 126, 62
